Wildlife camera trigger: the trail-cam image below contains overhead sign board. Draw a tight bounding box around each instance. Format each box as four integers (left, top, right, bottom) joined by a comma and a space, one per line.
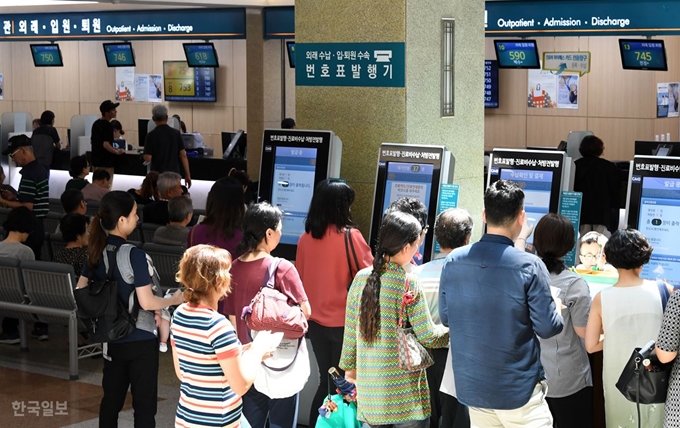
542, 51, 591, 76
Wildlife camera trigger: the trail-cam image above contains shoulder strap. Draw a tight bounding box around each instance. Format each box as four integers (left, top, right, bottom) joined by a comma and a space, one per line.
344, 228, 354, 278
398, 276, 411, 329
262, 257, 282, 289
101, 244, 122, 280
657, 280, 670, 311
347, 227, 360, 274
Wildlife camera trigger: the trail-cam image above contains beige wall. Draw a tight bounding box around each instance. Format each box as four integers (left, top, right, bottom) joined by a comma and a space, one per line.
485, 36, 680, 161
0, 39, 248, 156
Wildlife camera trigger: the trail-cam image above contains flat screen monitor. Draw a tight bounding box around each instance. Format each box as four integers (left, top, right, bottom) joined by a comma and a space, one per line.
619, 39, 668, 71
494, 40, 540, 69
103, 42, 136, 67
183, 43, 219, 68
484, 60, 499, 108
286, 41, 295, 68
163, 61, 216, 103
500, 169, 553, 245
223, 130, 244, 159
30, 44, 63, 67
635, 141, 679, 157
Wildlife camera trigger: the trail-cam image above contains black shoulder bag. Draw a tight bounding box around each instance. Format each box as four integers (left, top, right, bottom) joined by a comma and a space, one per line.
344, 227, 360, 291
74, 245, 137, 343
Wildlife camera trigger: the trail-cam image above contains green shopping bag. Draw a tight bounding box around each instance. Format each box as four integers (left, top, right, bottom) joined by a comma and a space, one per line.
315, 394, 362, 428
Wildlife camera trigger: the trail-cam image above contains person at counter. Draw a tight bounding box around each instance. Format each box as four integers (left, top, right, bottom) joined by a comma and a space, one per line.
127, 171, 159, 206
32, 118, 40, 130
111, 120, 126, 150
66, 155, 90, 191
32, 110, 61, 147
81, 169, 111, 202
0, 165, 18, 199
143, 172, 183, 226
91, 100, 125, 182
281, 118, 296, 129
144, 105, 192, 188
32, 110, 61, 173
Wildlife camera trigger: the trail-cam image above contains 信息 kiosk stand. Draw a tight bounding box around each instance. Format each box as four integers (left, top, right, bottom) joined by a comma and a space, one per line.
369, 144, 455, 265
257, 128, 342, 261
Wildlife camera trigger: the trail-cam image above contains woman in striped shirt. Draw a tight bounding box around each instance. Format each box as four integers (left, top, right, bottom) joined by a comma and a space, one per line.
340, 211, 449, 428
171, 245, 273, 428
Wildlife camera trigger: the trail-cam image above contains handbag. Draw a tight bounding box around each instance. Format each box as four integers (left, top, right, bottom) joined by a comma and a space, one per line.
615, 281, 672, 428
316, 373, 361, 428
397, 276, 434, 372
242, 257, 308, 339
344, 227, 360, 290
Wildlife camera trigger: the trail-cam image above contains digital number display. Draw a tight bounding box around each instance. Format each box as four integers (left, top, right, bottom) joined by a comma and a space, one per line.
103, 43, 136, 67
286, 41, 295, 68
30, 44, 63, 67
494, 40, 540, 69
183, 43, 219, 68
163, 61, 216, 102
619, 39, 668, 71
484, 60, 499, 108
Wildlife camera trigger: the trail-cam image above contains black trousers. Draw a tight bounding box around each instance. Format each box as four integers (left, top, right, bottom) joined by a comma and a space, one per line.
430, 348, 470, 428
24, 218, 44, 261
306, 320, 345, 428
99, 338, 159, 428
546, 386, 593, 428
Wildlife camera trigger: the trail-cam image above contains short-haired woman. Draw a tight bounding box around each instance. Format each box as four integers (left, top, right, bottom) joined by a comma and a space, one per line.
341, 211, 449, 428
127, 171, 159, 206
533, 214, 592, 428
54, 213, 90, 277
65, 155, 90, 191
585, 229, 669, 428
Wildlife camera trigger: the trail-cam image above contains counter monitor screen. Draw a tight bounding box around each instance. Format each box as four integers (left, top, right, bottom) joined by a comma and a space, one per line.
163, 61, 216, 102
183, 43, 219, 68
271, 146, 318, 245
286, 41, 295, 68
30, 44, 63, 67
494, 40, 540, 69
619, 39, 668, 71
103, 42, 136, 67
637, 176, 680, 285
485, 60, 499, 108
500, 169, 553, 245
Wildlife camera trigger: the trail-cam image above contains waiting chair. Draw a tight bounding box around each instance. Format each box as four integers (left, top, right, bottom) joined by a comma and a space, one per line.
43, 212, 63, 235
86, 200, 100, 217
142, 243, 184, 292
49, 233, 67, 259
49, 198, 64, 215
141, 223, 162, 243
40, 233, 52, 262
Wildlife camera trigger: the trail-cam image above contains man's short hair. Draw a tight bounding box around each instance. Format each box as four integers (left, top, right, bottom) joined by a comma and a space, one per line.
434, 208, 473, 250
40, 110, 55, 126
281, 118, 296, 129
60, 189, 85, 214
168, 195, 193, 223
157, 172, 182, 197
484, 180, 525, 227
152, 104, 169, 122
385, 197, 428, 229
92, 169, 111, 182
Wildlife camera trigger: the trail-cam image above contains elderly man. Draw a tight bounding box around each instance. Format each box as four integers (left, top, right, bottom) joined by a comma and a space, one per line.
144, 104, 191, 188
142, 172, 183, 225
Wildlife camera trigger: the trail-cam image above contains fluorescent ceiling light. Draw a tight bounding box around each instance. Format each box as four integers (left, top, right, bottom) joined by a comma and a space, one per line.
0, 1, 98, 6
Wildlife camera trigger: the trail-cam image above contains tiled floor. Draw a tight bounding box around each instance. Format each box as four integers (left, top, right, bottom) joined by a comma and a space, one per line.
0, 324, 180, 428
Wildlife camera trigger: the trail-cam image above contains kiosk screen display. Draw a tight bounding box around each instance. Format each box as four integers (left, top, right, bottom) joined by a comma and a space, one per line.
183, 43, 219, 68
381, 162, 434, 261
485, 60, 499, 108
271, 146, 318, 245
30, 44, 63, 67
163, 61, 216, 102
494, 40, 540, 69
103, 43, 136, 67
500, 169, 553, 245
286, 41, 295, 68
619, 39, 668, 71
638, 177, 680, 286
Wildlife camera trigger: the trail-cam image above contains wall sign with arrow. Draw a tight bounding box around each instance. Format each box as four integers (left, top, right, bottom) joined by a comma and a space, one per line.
542, 51, 591, 76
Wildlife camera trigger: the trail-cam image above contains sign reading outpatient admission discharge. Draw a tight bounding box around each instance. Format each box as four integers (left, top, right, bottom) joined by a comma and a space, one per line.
296, 42, 405, 88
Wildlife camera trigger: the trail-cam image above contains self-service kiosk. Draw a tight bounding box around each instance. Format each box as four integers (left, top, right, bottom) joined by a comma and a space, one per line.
625, 155, 680, 287
487, 149, 574, 245
369, 144, 455, 265
258, 129, 343, 260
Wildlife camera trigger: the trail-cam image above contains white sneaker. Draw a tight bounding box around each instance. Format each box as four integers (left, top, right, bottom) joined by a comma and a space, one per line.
159, 342, 168, 353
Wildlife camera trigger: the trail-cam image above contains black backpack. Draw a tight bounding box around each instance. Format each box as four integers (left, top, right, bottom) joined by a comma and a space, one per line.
74, 245, 138, 343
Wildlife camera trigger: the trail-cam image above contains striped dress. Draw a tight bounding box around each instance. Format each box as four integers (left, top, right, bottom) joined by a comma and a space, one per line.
171, 303, 243, 428
340, 262, 449, 425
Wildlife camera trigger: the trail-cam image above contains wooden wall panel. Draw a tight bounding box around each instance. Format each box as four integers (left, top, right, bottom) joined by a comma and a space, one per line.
12, 101, 45, 120
587, 118, 653, 160
0, 101, 14, 116
50, 102, 80, 128
131, 41, 154, 74
234, 107, 247, 131
233, 41, 247, 108
45, 42, 80, 103
653, 119, 678, 142
0, 43, 13, 101
193, 105, 234, 134
484, 115, 526, 150
213, 40, 235, 108
526, 116, 588, 148
79, 41, 114, 103
12, 42, 45, 102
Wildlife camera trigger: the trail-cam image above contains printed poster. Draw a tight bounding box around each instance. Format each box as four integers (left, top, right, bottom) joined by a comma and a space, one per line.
148, 75, 162, 102
557, 74, 579, 109
528, 67, 557, 108
0, 74, 3, 100
115, 67, 135, 102
657, 82, 679, 118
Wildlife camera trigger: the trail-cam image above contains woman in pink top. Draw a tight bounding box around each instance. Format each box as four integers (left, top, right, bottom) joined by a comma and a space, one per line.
224, 202, 311, 428
296, 179, 373, 428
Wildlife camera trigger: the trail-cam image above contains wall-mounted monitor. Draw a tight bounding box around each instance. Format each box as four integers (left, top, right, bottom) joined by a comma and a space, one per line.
286, 41, 295, 68
619, 39, 668, 71
484, 60, 499, 108
635, 141, 680, 157
163, 61, 216, 103
30, 44, 63, 67
103, 42, 136, 67
494, 40, 540, 69
183, 43, 219, 68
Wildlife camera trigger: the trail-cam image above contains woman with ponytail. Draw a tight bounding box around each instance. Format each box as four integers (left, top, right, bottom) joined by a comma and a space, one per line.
340, 211, 449, 428
223, 202, 311, 428
533, 213, 593, 428
76, 191, 184, 428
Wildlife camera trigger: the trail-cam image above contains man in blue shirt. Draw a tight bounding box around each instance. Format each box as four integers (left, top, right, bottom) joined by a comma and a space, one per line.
439, 180, 563, 427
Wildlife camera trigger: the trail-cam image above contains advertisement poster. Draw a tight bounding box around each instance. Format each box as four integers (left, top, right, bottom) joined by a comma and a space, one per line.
0, 74, 3, 100
148, 75, 162, 102
527, 68, 557, 108
657, 82, 679, 118
557, 74, 579, 109
115, 67, 135, 102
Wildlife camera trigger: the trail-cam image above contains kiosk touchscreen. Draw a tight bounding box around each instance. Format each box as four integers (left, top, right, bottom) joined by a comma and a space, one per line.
625, 156, 680, 286
487, 149, 572, 245
369, 144, 455, 265
258, 129, 342, 260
